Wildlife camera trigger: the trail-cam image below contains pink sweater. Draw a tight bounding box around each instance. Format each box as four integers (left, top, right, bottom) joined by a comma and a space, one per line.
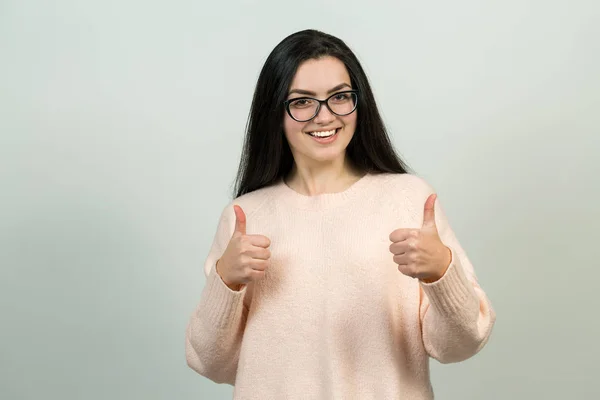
186, 173, 496, 399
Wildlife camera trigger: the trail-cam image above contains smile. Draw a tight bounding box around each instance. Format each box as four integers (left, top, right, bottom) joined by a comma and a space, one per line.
306, 128, 339, 138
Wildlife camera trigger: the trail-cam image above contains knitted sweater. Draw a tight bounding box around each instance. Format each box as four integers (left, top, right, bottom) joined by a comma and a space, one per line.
185, 172, 496, 400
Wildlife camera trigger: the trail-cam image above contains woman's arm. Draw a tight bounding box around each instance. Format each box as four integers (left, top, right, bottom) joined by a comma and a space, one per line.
418, 196, 496, 363
185, 204, 250, 384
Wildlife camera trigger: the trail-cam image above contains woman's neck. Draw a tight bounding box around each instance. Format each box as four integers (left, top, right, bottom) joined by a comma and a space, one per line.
284, 159, 365, 196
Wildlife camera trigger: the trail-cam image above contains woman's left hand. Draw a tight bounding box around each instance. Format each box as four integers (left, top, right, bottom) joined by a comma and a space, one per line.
389, 194, 452, 283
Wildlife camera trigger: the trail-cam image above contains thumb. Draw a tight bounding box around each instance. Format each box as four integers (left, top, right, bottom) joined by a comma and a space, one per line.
422, 194, 437, 229
233, 205, 246, 235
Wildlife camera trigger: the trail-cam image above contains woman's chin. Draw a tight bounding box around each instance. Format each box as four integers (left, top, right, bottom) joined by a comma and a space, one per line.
304, 148, 348, 164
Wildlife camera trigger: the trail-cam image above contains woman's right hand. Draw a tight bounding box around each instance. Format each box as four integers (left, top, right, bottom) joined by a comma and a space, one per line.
215, 205, 271, 291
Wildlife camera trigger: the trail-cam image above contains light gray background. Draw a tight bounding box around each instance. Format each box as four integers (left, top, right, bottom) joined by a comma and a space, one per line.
1, 0, 598, 399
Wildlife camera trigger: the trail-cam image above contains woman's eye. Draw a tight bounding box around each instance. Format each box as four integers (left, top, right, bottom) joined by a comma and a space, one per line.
290, 99, 314, 108
332, 93, 350, 102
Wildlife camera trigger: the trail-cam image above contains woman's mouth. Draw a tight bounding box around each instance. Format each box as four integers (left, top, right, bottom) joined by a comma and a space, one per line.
305, 128, 340, 144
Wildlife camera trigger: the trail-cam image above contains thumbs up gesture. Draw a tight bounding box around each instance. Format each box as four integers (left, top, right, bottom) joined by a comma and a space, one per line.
216, 205, 272, 291
388, 194, 452, 283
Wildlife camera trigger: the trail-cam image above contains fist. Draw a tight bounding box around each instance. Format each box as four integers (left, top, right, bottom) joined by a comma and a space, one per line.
389, 194, 452, 283
216, 205, 271, 290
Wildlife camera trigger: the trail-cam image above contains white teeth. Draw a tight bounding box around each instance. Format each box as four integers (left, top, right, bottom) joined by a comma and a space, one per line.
308, 129, 337, 138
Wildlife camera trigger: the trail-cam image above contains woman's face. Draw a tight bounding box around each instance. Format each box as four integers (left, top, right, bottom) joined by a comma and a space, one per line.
283, 56, 357, 167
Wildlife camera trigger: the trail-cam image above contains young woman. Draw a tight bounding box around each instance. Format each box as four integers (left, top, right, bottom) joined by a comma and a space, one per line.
186, 29, 495, 399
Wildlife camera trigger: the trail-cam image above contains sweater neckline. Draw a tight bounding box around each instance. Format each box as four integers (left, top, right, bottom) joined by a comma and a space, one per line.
273, 172, 372, 210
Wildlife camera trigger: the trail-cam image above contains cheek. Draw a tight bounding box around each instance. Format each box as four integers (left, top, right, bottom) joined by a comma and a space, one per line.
342, 112, 357, 132
283, 117, 306, 142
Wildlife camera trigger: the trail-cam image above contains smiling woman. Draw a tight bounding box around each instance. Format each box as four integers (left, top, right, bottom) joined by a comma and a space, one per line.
282, 57, 358, 167
185, 29, 495, 400
228, 29, 411, 198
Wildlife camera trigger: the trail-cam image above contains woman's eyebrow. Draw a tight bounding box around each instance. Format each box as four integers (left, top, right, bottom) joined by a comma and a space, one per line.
288, 83, 352, 97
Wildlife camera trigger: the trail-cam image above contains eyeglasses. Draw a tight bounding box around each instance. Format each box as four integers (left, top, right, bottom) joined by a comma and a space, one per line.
283, 90, 359, 122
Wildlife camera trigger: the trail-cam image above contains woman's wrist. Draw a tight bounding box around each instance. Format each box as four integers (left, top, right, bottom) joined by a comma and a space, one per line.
216, 259, 242, 291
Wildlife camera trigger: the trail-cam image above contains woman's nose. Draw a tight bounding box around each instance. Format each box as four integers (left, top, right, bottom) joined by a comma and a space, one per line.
313, 103, 335, 124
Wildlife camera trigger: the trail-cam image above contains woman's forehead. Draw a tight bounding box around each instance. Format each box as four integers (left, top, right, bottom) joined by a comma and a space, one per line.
290, 57, 351, 94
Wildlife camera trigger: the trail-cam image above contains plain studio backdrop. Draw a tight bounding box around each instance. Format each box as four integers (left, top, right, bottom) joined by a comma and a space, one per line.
1, 0, 598, 399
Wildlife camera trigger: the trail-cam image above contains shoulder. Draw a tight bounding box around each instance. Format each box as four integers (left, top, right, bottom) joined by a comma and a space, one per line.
368, 173, 444, 226
371, 172, 436, 199
367, 173, 440, 219
218, 182, 278, 223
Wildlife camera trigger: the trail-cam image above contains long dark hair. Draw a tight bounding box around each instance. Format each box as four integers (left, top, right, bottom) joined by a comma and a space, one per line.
232, 29, 411, 198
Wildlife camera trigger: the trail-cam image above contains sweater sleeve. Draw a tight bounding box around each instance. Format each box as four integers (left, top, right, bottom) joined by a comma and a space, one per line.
185, 204, 250, 384
418, 194, 496, 364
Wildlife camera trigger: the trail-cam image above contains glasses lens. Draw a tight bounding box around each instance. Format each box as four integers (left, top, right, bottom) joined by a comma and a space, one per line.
288, 98, 319, 121
327, 92, 357, 116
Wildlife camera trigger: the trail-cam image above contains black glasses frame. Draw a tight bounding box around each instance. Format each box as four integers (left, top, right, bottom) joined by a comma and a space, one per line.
283, 90, 359, 122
